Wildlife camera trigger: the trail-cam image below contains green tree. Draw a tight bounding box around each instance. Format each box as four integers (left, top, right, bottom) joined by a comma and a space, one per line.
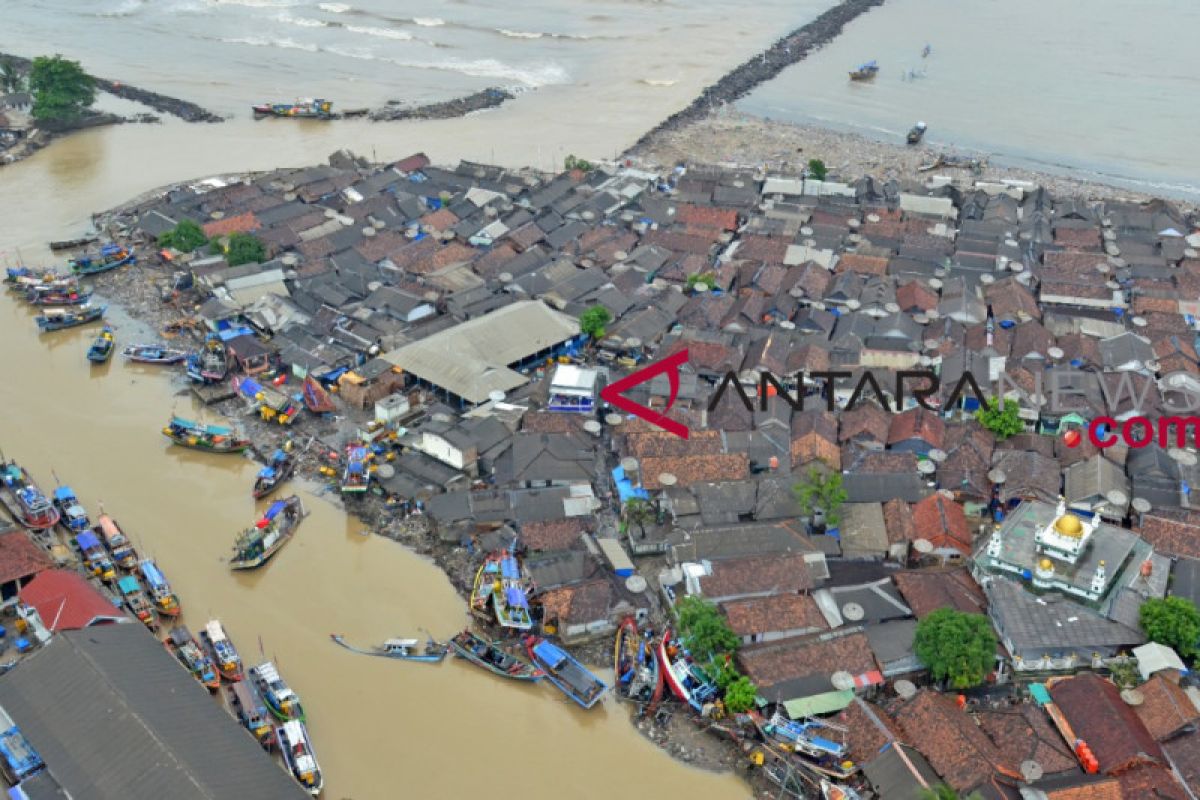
0, 58, 23, 94
722, 675, 758, 713
686, 272, 717, 291
28, 55, 95, 123
807, 159, 827, 180
223, 232, 266, 267
564, 154, 594, 172
914, 609, 998, 689
675, 596, 739, 664
578, 305, 611, 340
623, 497, 655, 540
1140, 596, 1200, 660
158, 219, 209, 253
920, 786, 983, 800
792, 465, 848, 528
976, 397, 1024, 440
1108, 658, 1141, 689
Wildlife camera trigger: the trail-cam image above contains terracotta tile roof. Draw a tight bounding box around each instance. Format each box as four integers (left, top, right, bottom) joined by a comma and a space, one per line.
1163, 732, 1200, 795
626, 430, 725, 459
720, 593, 828, 638
392, 152, 430, 173
977, 705, 1078, 776
659, 338, 741, 373
736, 234, 789, 263
1043, 778, 1123, 800
788, 343, 829, 373
1133, 674, 1200, 741
0, 529, 53, 585
639, 454, 748, 489
891, 690, 1019, 793
1049, 672, 1163, 775
737, 631, 877, 692
911, 494, 972, 553
520, 411, 587, 434
697, 552, 812, 600
837, 253, 890, 276
675, 203, 738, 231
1134, 295, 1181, 315
892, 568, 986, 618
641, 229, 717, 257
839, 402, 890, 444
1116, 763, 1187, 800
419, 207, 459, 232
19, 569, 126, 631
506, 223, 545, 252
881, 499, 916, 545
556, 578, 613, 626
895, 280, 939, 312
791, 410, 840, 469
520, 518, 586, 552
354, 229, 410, 263
471, 242, 519, 278
1054, 227, 1103, 249
537, 583, 574, 624
837, 698, 904, 766
202, 211, 261, 238
1136, 509, 1200, 559
985, 277, 1041, 322
888, 407, 945, 449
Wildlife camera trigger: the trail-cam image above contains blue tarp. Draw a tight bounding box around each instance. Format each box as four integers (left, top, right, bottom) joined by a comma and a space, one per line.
271, 449, 286, 462
76, 531, 100, 550
612, 466, 650, 504
258, 466, 276, 479
501, 557, 520, 580
117, 576, 139, 594
238, 377, 265, 398
504, 586, 529, 609
533, 639, 568, 669
52, 486, 75, 502
264, 500, 286, 520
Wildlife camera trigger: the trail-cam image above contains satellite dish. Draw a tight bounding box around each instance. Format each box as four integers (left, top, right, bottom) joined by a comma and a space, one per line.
1120, 689, 1144, 706
980, 273, 995, 285
831, 671, 855, 691
928, 449, 947, 463
1177, 450, 1198, 466
913, 314, 930, 325
367, 281, 383, 292
1047, 347, 1064, 360
894, 679, 917, 699
1020, 761, 1044, 782
362, 227, 377, 237
866, 213, 881, 224
847, 218, 861, 229
800, 226, 814, 236
885, 302, 901, 314
923, 338, 941, 351
657, 472, 677, 487
625, 575, 648, 593
210, 210, 225, 220
913, 538, 934, 554
693, 282, 711, 294
779, 320, 796, 330
620, 457, 639, 473
926, 309, 940, 319
789, 287, 806, 299
583, 420, 602, 435
324, 208, 338, 219
605, 413, 624, 426
1105, 489, 1129, 507
918, 461, 936, 475
1010, 262, 1024, 273
928, 278, 944, 290
939, 488, 955, 499
988, 469, 1007, 484
376, 463, 395, 479
613, 250, 628, 261
846, 299, 862, 311
1132, 497, 1152, 513
842, 603, 865, 622
1095, 262, 1110, 274
1131, 316, 1148, 327
281, 254, 299, 267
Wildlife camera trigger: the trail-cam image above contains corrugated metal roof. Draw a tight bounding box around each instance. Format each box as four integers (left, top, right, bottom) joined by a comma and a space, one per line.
0, 625, 304, 799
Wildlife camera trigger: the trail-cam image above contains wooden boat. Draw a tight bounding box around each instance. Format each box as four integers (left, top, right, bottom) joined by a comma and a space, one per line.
6, 266, 63, 286
614, 617, 664, 705
329, 634, 449, 663
234, 375, 301, 426
163, 415, 251, 454
199, 619, 244, 681
116, 574, 158, 630
165, 626, 221, 691
139, 557, 181, 617
35, 303, 106, 332
340, 444, 371, 494
253, 98, 334, 119
96, 512, 138, 570
249, 661, 305, 722
658, 628, 718, 712
277, 719, 324, 796
122, 344, 189, 365
759, 711, 858, 778
849, 60, 879, 80
449, 630, 542, 682
494, 552, 532, 630
68, 243, 134, 275
75, 530, 116, 582
49, 234, 99, 251
0, 461, 61, 531
26, 285, 92, 306
51, 485, 91, 535
87, 325, 115, 362
302, 376, 336, 414
229, 495, 307, 570
906, 121, 927, 145
189, 335, 228, 383
228, 681, 275, 749
524, 636, 609, 710
253, 448, 296, 499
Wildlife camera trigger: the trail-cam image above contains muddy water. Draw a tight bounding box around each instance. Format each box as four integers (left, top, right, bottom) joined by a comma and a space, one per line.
0, 137, 747, 798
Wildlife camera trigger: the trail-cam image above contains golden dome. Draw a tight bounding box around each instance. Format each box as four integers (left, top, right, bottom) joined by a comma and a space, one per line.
1054, 514, 1084, 537
1038, 558, 1054, 572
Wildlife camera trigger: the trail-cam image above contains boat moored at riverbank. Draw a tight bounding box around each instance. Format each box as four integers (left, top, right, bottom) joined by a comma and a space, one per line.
0, 462, 60, 531
122, 344, 189, 365
252, 99, 333, 119
658, 629, 718, 713
35, 304, 106, 332
166, 625, 221, 691
277, 718, 324, 796
329, 634, 449, 663
449, 630, 543, 682
253, 448, 296, 499
525, 636, 609, 710
116, 574, 158, 631
68, 244, 133, 276
614, 617, 663, 706
86, 325, 115, 363
96, 512, 138, 570
200, 618, 244, 681
249, 661, 306, 722
25, 284, 92, 306
228, 680, 275, 749
163, 415, 251, 454
229, 495, 306, 570
139, 557, 181, 617
75, 530, 116, 582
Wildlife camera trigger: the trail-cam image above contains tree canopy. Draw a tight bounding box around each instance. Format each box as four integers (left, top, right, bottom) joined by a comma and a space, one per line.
976, 397, 1024, 440
792, 465, 848, 527
1140, 596, 1200, 660
675, 595, 740, 665
686, 272, 717, 291
579, 305, 611, 339
722, 675, 758, 713
623, 497, 655, 539
158, 219, 209, 253
28, 55, 95, 123
223, 232, 266, 267
914, 609, 997, 689
564, 154, 594, 172
807, 159, 828, 181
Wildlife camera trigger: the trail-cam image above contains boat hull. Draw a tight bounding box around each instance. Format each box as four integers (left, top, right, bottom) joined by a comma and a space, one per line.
449, 631, 542, 681
330, 634, 449, 663
614, 617, 664, 706
525, 636, 609, 710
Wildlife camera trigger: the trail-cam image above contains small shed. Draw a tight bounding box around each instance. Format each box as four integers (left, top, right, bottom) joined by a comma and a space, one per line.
595, 537, 634, 578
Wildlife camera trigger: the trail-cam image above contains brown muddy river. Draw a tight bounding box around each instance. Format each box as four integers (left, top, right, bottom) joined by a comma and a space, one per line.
0, 126, 747, 798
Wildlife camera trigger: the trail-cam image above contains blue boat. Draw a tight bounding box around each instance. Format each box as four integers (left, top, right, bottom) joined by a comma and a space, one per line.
87, 325, 115, 362
253, 448, 296, 499
35, 303, 106, 332
75, 530, 115, 582
140, 558, 181, 617
524, 636, 609, 709
68, 243, 134, 276
495, 553, 532, 630
52, 485, 92, 534
0, 719, 45, 784
761, 711, 857, 777
849, 60, 879, 80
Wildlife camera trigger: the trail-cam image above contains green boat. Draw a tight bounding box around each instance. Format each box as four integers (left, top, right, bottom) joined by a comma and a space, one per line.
162, 415, 251, 454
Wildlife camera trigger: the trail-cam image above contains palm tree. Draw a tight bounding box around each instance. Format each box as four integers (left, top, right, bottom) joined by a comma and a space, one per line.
920, 785, 983, 800
0, 58, 23, 94
623, 497, 655, 539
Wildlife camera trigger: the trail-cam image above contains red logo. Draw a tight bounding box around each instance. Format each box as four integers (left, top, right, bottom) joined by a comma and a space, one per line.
1062, 429, 1082, 448
599, 349, 690, 439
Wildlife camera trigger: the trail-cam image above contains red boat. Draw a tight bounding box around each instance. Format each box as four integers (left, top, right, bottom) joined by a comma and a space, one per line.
614, 617, 664, 709
657, 628, 718, 713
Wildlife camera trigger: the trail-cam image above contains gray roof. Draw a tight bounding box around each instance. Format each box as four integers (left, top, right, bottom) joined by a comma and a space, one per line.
984, 576, 1144, 651
1170, 557, 1200, 607
839, 503, 889, 558
0, 625, 304, 799
861, 742, 942, 800
842, 472, 928, 503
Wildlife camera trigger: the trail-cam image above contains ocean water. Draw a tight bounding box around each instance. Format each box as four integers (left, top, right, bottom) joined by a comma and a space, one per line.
740, 0, 1200, 198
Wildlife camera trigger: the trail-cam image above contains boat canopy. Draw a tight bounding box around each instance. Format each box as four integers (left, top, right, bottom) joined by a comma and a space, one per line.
169, 627, 191, 646
533, 640, 568, 669
76, 531, 101, 550
271, 449, 287, 462
501, 556, 520, 580
141, 560, 167, 588
504, 586, 529, 609
205, 620, 228, 643
98, 515, 121, 539
117, 575, 139, 594
258, 466, 276, 479
237, 377, 265, 398
264, 499, 287, 520
52, 486, 76, 502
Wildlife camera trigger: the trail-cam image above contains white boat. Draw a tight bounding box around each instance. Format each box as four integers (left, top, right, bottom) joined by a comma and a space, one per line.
277, 718, 323, 796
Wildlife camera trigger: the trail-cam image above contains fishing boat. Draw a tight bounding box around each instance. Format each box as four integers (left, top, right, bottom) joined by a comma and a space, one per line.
116, 574, 158, 630
302, 376, 337, 414
86, 325, 115, 363
139, 558, 181, 617
760, 711, 857, 778
51, 485, 91, 534
249, 661, 306, 721
495, 552, 532, 630
75, 530, 116, 582
122, 344, 189, 365
96, 512, 138, 570
5, 266, 70, 287
848, 60, 879, 80
340, 444, 371, 494
25, 284, 92, 306
277, 719, 324, 796
165, 626, 221, 691
658, 628, 718, 712
229, 495, 307, 570
524, 636, 609, 710
449, 630, 543, 682
200, 619, 245, 681
821, 778, 863, 800
253, 448, 296, 499
35, 303, 106, 332
228, 681, 275, 749
68, 243, 134, 276
906, 121, 927, 145
614, 617, 664, 705
163, 415, 251, 454
252, 98, 334, 119
329, 634, 449, 663
188, 335, 228, 383
0, 462, 60, 531
234, 375, 301, 425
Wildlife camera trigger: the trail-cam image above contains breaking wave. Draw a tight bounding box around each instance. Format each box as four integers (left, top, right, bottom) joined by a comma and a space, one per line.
210, 0, 299, 7
278, 12, 327, 26
97, 0, 145, 17
346, 24, 413, 40
317, 2, 350, 10
412, 17, 445, 26
640, 77, 677, 87
220, 35, 319, 52
498, 29, 544, 39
